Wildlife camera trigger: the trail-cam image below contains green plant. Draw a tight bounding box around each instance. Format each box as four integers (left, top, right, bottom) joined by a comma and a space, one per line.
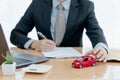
2, 52, 13, 64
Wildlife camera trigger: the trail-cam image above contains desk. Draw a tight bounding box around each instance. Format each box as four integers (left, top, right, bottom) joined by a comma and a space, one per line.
0, 48, 120, 80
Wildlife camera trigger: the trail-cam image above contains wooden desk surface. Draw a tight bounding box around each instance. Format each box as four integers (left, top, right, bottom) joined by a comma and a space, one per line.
0, 48, 120, 80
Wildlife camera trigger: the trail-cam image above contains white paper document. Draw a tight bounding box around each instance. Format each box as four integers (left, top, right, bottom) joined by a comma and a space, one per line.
41, 47, 82, 58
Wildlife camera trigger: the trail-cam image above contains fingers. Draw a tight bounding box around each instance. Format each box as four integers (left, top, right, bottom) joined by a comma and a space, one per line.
96, 49, 107, 62
85, 47, 108, 62
85, 49, 94, 56
94, 47, 108, 62
30, 39, 56, 52
103, 57, 107, 62
40, 39, 56, 52
45, 40, 56, 48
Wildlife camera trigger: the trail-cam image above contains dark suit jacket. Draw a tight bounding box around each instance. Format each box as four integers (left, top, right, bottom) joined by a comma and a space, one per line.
10, 0, 108, 49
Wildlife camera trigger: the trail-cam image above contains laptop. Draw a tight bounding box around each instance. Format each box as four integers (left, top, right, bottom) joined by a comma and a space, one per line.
0, 24, 48, 68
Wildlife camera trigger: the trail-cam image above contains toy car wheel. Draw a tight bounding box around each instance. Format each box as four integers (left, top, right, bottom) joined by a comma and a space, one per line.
79, 64, 82, 69
92, 63, 95, 67
72, 64, 75, 67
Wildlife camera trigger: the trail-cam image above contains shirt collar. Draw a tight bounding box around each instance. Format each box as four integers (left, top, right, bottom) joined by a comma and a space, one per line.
53, 0, 71, 10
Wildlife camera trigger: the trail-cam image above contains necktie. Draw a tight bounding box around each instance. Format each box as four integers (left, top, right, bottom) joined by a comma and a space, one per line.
55, 3, 66, 46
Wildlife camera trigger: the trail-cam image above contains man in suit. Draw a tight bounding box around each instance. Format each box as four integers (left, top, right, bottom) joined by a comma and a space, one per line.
10, 0, 108, 62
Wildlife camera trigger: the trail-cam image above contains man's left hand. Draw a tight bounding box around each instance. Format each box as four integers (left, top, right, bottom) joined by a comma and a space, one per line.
85, 47, 108, 62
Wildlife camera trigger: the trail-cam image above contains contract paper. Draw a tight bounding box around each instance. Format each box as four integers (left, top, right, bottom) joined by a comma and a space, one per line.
41, 47, 82, 58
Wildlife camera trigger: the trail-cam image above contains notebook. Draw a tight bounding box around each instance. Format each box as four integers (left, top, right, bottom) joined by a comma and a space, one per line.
41, 47, 82, 58
0, 24, 48, 68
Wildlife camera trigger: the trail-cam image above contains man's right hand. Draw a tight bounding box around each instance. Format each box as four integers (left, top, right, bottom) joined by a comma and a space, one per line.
30, 39, 56, 52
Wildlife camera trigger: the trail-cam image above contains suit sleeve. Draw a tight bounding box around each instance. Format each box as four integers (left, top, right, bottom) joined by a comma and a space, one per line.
10, 1, 35, 48
85, 1, 108, 48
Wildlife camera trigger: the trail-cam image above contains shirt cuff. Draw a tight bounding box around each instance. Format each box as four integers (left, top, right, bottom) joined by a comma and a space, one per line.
24, 39, 34, 49
94, 42, 109, 53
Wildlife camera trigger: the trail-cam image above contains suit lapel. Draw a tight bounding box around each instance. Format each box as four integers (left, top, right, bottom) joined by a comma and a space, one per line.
42, 0, 53, 39
62, 0, 80, 42
66, 0, 79, 30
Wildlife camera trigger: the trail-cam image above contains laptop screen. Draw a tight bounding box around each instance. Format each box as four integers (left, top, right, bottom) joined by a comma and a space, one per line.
0, 24, 10, 65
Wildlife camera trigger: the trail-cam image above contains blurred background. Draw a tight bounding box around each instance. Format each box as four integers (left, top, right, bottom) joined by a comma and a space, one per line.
0, 0, 120, 49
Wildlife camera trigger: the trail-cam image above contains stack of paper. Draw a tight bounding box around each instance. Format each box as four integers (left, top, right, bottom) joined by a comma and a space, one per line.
41, 47, 82, 58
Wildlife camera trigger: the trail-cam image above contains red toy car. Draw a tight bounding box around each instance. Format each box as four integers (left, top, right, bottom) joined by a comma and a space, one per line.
72, 56, 96, 68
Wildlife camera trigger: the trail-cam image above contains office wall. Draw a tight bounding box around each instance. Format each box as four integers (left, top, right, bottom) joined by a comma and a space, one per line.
84, 0, 120, 49
0, 0, 34, 47
0, 0, 120, 49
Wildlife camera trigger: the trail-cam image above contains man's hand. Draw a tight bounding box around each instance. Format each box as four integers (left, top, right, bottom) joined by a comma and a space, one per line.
85, 47, 108, 62
30, 39, 56, 52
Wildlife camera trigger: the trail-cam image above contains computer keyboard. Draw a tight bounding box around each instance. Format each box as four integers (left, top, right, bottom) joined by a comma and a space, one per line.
13, 57, 32, 65
10, 50, 49, 68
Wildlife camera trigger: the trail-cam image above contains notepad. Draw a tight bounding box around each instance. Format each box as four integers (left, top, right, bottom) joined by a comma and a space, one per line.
107, 58, 120, 62
41, 47, 82, 58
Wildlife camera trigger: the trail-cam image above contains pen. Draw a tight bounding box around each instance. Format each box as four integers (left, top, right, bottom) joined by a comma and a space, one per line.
37, 31, 47, 39
37, 31, 56, 48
